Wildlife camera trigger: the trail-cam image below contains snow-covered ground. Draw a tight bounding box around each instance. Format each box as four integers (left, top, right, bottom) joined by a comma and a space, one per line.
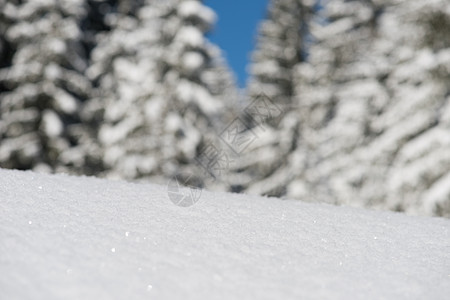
1, 168, 449, 299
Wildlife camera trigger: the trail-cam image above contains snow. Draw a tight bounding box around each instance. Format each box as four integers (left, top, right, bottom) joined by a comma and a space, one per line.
177, 0, 216, 30
181, 51, 205, 73
174, 26, 204, 48
1, 168, 449, 299
41, 110, 63, 137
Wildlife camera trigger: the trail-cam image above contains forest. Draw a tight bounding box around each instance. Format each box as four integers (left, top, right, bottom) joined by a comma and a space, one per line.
0, 0, 449, 217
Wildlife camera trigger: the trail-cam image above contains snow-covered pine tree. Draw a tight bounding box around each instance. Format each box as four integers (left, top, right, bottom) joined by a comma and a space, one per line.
286, 0, 389, 205
227, 0, 315, 196
286, 0, 450, 217
158, 0, 238, 187
90, 0, 236, 185
247, 0, 312, 108
0, 0, 93, 174
372, 0, 450, 216
61, 0, 124, 176
85, 0, 165, 180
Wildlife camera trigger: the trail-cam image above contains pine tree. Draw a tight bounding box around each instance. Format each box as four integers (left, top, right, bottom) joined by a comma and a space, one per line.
285, 0, 388, 204
374, 0, 450, 216
89, 0, 236, 185
285, 0, 450, 217
228, 0, 315, 196
0, 0, 92, 173
318, 0, 450, 216
247, 0, 311, 107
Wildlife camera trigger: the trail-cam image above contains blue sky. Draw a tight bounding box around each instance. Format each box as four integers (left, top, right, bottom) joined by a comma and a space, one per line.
205, 0, 269, 88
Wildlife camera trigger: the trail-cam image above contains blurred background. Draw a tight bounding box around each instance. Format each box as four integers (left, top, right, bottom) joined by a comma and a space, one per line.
0, 0, 449, 217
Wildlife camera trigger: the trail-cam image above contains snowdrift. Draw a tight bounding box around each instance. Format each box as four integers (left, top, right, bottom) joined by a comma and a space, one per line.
1, 168, 449, 299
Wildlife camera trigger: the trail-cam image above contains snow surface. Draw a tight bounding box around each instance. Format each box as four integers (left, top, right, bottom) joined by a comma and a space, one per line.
0, 168, 449, 300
